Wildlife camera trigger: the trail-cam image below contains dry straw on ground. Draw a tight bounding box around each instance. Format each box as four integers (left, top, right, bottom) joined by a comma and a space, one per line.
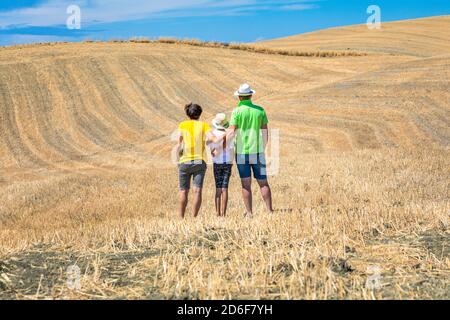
0, 16, 449, 300
129, 37, 366, 57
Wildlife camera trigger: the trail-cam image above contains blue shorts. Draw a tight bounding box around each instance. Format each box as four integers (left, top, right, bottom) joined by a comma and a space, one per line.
236, 153, 267, 180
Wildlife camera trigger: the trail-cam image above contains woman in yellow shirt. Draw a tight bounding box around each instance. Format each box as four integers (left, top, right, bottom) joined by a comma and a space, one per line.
176, 103, 225, 218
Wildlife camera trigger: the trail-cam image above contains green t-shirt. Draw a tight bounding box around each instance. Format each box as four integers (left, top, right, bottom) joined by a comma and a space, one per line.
230, 100, 269, 155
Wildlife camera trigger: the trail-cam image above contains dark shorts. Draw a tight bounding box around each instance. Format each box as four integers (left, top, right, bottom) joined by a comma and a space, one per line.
213, 164, 233, 189
236, 153, 267, 180
178, 161, 207, 190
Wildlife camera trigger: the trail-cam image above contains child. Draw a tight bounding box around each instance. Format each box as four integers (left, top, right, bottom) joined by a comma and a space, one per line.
177, 104, 225, 218
209, 113, 234, 217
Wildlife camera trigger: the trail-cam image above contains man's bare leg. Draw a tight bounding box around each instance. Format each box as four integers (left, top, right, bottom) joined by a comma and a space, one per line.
241, 178, 253, 215
179, 189, 189, 218
192, 187, 203, 217
257, 179, 274, 213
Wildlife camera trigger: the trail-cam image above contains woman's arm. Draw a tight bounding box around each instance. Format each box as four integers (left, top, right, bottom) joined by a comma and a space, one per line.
176, 133, 183, 162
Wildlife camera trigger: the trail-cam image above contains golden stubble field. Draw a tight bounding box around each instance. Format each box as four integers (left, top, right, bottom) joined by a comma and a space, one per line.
0, 16, 449, 299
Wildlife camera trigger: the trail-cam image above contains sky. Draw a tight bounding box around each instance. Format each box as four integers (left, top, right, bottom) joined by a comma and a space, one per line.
0, 0, 449, 46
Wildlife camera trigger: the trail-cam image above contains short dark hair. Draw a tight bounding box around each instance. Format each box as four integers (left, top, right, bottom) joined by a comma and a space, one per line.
184, 103, 203, 120
239, 95, 252, 101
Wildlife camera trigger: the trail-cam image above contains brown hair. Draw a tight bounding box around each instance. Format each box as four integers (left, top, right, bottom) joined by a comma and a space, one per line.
239, 95, 252, 101
184, 103, 203, 120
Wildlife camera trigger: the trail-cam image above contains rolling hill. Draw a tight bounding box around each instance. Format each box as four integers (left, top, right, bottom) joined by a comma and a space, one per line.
0, 16, 448, 300
262, 15, 450, 57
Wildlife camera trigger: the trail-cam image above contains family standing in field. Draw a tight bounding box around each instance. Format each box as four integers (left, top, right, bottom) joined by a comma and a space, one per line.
176, 84, 274, 218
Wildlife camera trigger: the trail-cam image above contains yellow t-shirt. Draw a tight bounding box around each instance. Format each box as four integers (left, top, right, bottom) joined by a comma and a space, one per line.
179, 120, 211, 163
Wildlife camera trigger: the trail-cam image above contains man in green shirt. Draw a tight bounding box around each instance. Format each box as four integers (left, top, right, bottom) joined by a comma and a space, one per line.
228, 84, 274, 216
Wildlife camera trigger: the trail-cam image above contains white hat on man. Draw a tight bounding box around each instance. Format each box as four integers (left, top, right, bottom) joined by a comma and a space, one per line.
234, 83, 256, 97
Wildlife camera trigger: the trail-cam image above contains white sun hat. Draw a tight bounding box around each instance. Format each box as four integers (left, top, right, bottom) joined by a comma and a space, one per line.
212, 113, 230, 130
234, 83, 256, 97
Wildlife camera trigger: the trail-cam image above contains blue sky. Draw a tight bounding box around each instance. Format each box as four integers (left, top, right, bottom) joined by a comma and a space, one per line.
0, 0, 449, 46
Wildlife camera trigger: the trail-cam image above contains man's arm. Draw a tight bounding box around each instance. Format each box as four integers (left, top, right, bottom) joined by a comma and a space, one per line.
228, 109, 239, 141
261, 124, 269, 152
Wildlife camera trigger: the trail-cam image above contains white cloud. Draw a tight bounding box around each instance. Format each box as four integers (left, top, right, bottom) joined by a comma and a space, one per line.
0, 0, 320, 29
280, 4, 318, 11
0, 0, 203, 28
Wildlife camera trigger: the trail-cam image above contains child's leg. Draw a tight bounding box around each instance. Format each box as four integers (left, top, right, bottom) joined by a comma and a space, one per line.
220, 164, 233, 217
213, 163, 222, 216
221, 188, 229, 217
215, 188, 222, 216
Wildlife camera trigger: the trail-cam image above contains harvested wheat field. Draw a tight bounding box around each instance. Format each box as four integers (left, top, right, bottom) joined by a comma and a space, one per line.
0, 16, 449, 300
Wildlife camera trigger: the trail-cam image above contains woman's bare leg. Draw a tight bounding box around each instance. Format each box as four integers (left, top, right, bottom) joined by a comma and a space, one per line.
179, 189, 189, 218
192, 187, 203, 217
